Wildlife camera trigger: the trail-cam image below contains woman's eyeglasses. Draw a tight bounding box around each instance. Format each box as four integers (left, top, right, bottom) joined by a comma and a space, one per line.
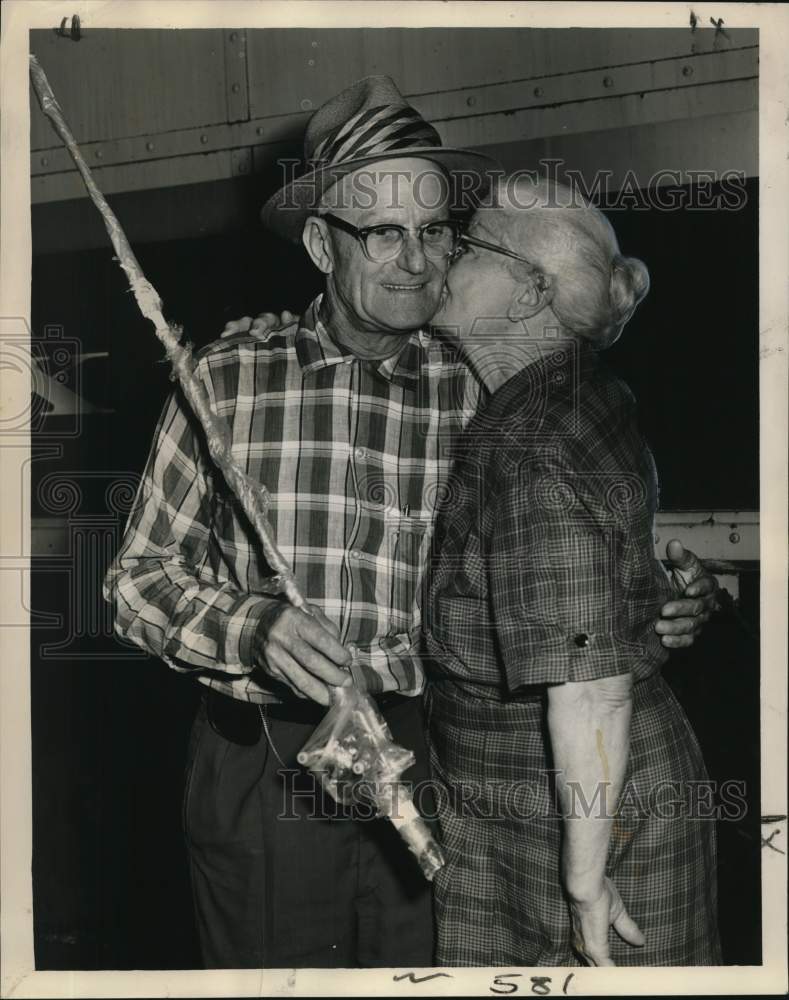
452, 233, 548, 289
453, 232, 536, 268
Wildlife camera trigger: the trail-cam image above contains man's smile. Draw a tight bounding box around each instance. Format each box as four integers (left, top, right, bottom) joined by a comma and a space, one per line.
381, 282, 428, 292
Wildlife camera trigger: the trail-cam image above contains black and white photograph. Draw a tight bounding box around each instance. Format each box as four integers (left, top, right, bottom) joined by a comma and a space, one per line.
1, 2, 786, 996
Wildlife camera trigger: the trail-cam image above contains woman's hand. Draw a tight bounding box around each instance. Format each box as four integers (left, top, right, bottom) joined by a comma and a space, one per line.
568, 877, 645, 966
221, 309, 297, 338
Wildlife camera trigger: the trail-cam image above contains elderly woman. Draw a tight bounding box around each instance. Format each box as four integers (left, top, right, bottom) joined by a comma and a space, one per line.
423, 176, 722, 967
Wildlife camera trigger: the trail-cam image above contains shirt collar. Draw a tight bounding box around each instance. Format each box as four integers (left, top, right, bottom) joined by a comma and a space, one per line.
295, 295, 431, 388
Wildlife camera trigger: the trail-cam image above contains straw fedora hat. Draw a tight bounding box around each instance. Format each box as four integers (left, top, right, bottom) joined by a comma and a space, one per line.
261, 75, 499, 244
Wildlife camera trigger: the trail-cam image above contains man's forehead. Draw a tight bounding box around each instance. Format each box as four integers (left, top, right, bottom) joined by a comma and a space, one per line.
324, 159, 449, 219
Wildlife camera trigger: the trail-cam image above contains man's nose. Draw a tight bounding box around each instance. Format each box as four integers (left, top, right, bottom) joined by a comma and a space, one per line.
397, 233, 428, 274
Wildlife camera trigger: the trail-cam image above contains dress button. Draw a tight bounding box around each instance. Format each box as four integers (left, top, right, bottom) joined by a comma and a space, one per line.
351, 549, 361, 560
355, 447, 366, 460
573, 633, 590, 648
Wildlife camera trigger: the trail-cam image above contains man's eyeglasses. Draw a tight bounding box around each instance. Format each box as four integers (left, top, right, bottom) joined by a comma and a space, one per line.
319, 213, 463, 263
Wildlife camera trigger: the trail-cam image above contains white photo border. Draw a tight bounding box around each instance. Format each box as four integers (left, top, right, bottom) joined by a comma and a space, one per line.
1, 2, 786, 997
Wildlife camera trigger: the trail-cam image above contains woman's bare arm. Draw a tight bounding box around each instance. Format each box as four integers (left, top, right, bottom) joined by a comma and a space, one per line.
547, 672, 644, 964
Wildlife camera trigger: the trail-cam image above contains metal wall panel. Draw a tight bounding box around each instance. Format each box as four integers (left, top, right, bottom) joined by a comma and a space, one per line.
30, 29, 239, 148
434, 79, 757, 156
245, 27, 757, 119
481, 110, 757, 195
29, 27, 758, 207
32, 149, 252, 204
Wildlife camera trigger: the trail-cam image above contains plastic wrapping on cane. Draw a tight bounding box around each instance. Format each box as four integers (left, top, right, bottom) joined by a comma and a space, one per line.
298, 685, 445, 880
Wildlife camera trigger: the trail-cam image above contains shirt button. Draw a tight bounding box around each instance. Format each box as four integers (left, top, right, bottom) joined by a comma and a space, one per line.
355, 447, 366, 460
351, 549, 362, 560
573, 633, 591, 648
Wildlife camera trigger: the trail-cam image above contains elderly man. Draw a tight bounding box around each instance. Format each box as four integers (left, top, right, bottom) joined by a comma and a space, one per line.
105, 75, 495, 969
106, 77, 716, 969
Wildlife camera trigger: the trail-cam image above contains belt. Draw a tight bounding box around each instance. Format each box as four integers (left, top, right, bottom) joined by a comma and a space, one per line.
205, 687, 412, 746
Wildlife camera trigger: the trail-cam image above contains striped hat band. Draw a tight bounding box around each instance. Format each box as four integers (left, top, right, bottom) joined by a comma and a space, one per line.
261, 75, 501, 243
307, 104, 442, 172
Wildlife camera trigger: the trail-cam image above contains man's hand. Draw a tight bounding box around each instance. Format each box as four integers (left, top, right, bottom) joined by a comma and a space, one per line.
568, 877, 645, 967
253, 603, 353, 706
221, 310, 297, 338
655, 540, 719, 649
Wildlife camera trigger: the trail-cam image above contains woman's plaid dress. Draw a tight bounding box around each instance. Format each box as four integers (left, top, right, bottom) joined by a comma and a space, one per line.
423, 343, 722, 966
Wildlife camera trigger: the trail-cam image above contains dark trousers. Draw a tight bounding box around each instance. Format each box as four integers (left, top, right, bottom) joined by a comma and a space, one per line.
183, 690, 436, 968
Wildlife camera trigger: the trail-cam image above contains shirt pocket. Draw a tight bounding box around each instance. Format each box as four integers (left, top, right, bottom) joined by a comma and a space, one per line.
385, 509, 434, 635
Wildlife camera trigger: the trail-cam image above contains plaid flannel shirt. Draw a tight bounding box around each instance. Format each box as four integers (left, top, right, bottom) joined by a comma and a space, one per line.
425, 341, 672, 699
104, 296, 482, 702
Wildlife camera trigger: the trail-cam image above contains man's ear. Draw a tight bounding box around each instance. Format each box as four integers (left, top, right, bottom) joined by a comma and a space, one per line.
507, 271, 553, 321
302, 217, 334, 274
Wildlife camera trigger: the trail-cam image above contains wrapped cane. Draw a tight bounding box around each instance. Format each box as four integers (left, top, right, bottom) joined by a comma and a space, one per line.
30, 55, 444, 881
298, 685, 445, 880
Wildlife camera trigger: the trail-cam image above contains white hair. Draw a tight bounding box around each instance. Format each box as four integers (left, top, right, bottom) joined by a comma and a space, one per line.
486, 175, 650, 348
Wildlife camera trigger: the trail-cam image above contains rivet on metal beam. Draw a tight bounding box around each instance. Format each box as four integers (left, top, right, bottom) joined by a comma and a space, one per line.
308, 59, 316, 67
231, 83, 240, 94
466, 96, 476, 107
146, 142, 154, 152
40, 156, 49, 166
729, 531, 741, 544
533, 86, 544, 98
256, 126, 265, 136
682, 65, 694, 77
95, 149, 103, 159
229, 32, 238, 43
200, 134, 208, 144
311, 40, 318, 48
301, 99, 313, 111
603, 76, 614, 88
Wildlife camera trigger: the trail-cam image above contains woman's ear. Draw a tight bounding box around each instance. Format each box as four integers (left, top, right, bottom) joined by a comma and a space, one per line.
302, 217, 334, 274
507, 271, 553, 321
